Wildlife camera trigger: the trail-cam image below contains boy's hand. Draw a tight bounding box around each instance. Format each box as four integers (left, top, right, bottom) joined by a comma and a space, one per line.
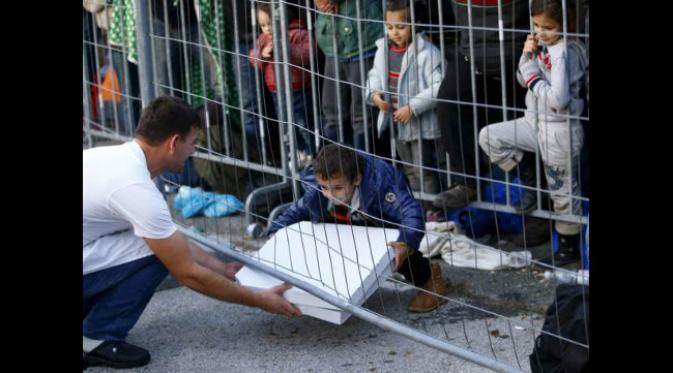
393, 105, 413, 124
388, 241, 414, 272
523, 34, 538, 58
372, 91, 390, 112
261, 43, 273, 59
315, 0, 338, 13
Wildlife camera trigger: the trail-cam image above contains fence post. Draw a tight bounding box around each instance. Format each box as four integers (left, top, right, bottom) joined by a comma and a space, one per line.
134, 0, 156, 106
83, 47, 94, 148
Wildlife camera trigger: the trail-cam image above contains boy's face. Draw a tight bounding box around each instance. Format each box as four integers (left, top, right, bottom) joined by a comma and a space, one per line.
532, 14, 561, 46
316, 173, 361, 207
257, 10, 272, 36
385, 9, 411, 48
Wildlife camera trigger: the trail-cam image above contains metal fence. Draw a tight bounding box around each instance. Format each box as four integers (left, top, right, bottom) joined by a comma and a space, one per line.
83, 1, 590, 371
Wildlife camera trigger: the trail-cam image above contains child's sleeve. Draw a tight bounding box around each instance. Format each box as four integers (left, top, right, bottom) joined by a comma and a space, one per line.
267, 188, 315, 235
381, 173, 425, 250
248, 35, 266, 70
527, 43, 581, 111
365, 48, 384, 106
289, 29, 312, 67
516, 53, 529, 87
408, 48, 444, 116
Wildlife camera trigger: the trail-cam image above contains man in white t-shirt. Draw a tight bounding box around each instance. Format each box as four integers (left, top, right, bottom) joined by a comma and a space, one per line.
83, 96, 301, 369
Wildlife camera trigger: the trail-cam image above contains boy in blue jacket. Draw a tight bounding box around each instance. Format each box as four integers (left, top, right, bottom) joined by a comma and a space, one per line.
268, 144, 450, 312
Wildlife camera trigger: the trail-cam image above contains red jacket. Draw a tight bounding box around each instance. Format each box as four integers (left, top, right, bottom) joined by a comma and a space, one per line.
249, 19, 312, 92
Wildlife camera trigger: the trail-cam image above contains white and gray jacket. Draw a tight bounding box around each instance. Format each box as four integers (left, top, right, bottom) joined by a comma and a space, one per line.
517, 39, 588, 125
365, 34, 446, 141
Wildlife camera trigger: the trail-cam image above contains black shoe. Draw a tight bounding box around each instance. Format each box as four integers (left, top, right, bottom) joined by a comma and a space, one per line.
83, 341, 150, 369
433, 184, 477, 210
513, 190, 538, 214
510, 217, 550, 247
538, 233, 580, 267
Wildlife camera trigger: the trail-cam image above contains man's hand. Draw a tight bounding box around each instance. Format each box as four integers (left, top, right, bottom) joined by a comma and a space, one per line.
393, 105, 413, 124
261, 43, 273, 59
523, 34, 538, 58
388, 241, 414, 272
257, 283, 303, 317
372, 91, 390, 112
315, 0, 338, 13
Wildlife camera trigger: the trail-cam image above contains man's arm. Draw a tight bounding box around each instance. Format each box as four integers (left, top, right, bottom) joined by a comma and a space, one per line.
144, 232, 301, 317
186, 240, 242, 280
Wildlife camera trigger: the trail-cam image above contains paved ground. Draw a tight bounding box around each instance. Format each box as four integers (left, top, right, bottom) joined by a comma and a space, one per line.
87, 209, 563, 373
87, 276, 545, 373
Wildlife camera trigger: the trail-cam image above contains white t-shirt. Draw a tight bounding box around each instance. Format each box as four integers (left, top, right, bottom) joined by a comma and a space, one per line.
83, 140, 177, 275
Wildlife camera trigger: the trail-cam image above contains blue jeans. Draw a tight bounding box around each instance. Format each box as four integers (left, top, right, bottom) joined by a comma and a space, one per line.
234, 42, 262, 142
272, 90, 315, 154
83, 255, 168, 341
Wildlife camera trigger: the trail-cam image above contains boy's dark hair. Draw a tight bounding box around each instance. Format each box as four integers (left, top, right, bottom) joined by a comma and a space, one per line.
135, 96, 201, 146
386, 0, 409, 14
313, 144, 366, 182
531, 0, 577, 33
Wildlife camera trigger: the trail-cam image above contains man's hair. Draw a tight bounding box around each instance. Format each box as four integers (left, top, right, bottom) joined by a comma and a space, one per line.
135, 96, 201, 146
531, 0, 577, 33
313, 144, 365, 182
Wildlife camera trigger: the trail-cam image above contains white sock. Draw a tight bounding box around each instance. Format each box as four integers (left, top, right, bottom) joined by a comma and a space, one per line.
83, 336, 105, 352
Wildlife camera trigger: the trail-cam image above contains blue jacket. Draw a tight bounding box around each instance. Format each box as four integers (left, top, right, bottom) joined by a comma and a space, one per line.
268, 155, 425, 250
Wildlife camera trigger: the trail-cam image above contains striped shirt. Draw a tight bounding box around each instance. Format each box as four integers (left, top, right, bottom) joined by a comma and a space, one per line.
387, 44, 408, 112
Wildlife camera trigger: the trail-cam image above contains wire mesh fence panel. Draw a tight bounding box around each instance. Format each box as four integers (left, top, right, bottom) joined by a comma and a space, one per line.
83, 1, 590, 371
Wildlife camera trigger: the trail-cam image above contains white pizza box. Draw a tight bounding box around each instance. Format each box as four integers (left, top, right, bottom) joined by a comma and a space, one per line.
236, 222, 399, 323
295, 304, 352, 325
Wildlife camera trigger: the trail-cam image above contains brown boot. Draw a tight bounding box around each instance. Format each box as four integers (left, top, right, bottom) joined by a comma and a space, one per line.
407, 263, 450, 313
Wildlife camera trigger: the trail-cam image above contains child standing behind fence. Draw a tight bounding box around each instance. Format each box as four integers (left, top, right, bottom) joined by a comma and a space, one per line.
478, 0, 588, 266
249, 2, 315, 168
365, 0, 445, 193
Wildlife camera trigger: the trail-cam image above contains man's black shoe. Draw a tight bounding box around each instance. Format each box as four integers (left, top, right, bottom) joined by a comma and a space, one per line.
83, 341, 150, 369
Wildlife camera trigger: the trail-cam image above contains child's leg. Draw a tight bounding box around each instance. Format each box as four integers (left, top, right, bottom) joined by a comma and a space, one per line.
537, 122, 585, 266
414, 139, 440, 194
538, 123, 584, 235
395, 140, 419, 190
479, 118, 541, 213
347, 56, 375, 150
321, 58, 349, 143
478, 118, 539, 172
292, 90, 315, 154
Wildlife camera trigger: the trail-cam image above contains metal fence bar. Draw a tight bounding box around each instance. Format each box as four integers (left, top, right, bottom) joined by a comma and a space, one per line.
135, 0, 156, 105
179, 225, 525, 373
